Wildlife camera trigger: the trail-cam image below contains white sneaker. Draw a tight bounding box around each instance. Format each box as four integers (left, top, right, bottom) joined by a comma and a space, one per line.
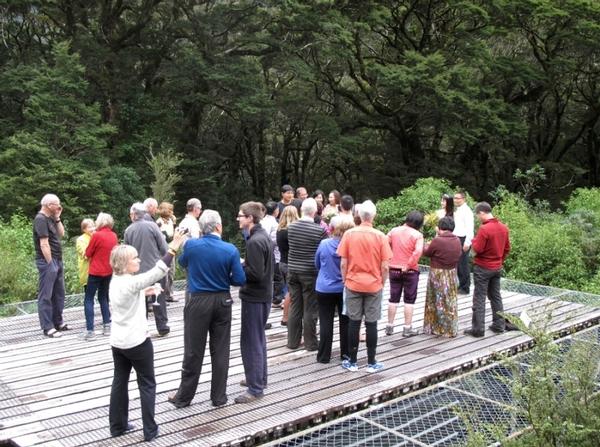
79, 330, 95, 340
366, 362, 384, 373
341, 359, 359, 372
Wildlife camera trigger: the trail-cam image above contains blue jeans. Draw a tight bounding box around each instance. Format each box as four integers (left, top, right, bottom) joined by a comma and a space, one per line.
84, 274, 112, 331
36, 258, 65, 331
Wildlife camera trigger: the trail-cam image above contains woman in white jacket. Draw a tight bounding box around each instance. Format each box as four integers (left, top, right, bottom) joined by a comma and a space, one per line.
108, 230, 185, 442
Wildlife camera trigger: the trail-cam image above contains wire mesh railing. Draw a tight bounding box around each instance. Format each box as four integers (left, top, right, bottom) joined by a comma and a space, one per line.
3, 267, 600, 317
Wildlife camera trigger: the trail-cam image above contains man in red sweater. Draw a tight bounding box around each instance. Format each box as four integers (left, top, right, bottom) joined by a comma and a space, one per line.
464, 202, 511, 337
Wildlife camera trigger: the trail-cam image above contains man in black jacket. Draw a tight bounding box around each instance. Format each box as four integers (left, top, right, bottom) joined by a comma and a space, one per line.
235, 201, 274, 403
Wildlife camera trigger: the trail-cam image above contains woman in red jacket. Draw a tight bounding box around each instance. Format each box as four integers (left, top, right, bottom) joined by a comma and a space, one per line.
81, 212, 118, 340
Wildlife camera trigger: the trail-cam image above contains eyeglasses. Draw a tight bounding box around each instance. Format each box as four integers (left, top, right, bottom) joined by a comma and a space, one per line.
237, 214, 248, 219
453, 196, 463, 200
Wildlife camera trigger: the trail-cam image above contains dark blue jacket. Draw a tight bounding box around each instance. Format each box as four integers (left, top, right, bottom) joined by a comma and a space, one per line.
179, 234, 246, 292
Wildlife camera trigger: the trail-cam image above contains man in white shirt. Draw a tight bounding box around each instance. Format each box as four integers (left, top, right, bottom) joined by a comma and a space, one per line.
453, 191, 474, 294
177, 198, 202, 239
261, 201, 283, 306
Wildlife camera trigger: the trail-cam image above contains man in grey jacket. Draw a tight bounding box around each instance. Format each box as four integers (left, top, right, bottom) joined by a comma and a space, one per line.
124, 202, 170, 336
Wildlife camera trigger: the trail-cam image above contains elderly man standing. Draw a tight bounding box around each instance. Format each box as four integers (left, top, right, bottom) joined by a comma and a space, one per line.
168, 210, 245, 408
464, 202, 511, 337
34, 193, 68, 338
143, 198, 159, 222
178, 198, 202, 239
124, 202, 170, 336
236, 202, 274, 403
286, 198, 327, 351
337, 200, 392, 373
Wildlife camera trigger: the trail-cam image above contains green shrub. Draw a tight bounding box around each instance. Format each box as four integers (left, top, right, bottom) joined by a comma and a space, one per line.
376, 177, 454, 235
0, 214, 37, 304
495, 192, 587, 290
0, 214, 81, 304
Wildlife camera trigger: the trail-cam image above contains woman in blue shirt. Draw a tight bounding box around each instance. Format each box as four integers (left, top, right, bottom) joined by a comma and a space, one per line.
314, 216, 355, 363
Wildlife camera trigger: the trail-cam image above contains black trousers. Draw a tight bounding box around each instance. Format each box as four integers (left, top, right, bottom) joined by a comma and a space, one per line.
171, 292, 232, 406
146, 275, 169, 332
457, 236, 471, 293
287, 272, 319, 350
472, 265, 504, 333
316, 291, 349, 363
241, 300, 270, 396
109, 338, 158, 441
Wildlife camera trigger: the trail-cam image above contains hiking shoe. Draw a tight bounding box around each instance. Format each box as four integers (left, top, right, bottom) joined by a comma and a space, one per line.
488, 325, 505, 334
366, 362, 384, 373
464, 328, 485, 338
402, 326, 419, 337
79, 330, 95, 340
234, 392, 263, 404
385, 324, 394, 336
102, 324, 111, 336
341, 359, 359, 372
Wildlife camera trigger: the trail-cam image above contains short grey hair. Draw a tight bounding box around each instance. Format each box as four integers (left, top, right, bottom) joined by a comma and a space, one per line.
144, 197, 158, 211
41, 194, 60, 207
186, 198, 202, 211
130, 202, 146, 220
199, 210, 222, 235
301, 198, 318, 217
110, 245, 137, 275
359, 200, 377, 222
95, 212, 114, 230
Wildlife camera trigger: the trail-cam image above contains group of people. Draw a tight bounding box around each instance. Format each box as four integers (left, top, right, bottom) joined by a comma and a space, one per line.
31, 185, 510, 443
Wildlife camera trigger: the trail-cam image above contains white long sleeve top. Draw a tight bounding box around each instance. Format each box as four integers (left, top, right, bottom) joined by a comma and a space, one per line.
453, 203, 474, 246
109, 261, 169, 349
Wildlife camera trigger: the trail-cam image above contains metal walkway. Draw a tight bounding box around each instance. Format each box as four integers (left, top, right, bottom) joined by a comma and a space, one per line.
1, 276, 599, 446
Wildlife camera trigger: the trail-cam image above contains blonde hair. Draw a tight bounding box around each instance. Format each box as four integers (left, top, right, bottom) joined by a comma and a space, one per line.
278, 205, 299, 230
95, 212, 114, 230
110, 245, 137, 275
330, 215, 355, 238
80, 218, 94, 233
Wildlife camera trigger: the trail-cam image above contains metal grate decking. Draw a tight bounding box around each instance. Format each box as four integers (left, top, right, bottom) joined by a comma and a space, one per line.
1, 275, 600, 446
268, 326, 600, 447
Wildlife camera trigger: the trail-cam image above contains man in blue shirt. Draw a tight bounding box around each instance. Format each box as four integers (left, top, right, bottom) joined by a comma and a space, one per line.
168, 210, 245, 408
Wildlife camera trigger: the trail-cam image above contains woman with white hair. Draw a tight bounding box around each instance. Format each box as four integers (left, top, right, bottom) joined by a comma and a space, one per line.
80, 212, 118, 340
108, 230, 186, 442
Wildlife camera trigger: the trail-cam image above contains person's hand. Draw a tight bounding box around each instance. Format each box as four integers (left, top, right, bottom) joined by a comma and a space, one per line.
463, 243, 471, 253
169, 228, 188, 252
144, 286, 157, 296
55, 204, 63, 219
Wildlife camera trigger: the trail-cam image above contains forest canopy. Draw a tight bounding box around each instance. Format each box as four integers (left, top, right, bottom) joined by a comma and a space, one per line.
1, 0, 600, 224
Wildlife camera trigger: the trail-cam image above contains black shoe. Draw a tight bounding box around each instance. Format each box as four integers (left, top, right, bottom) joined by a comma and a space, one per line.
157, 328, 170, 337
464, 329, 484, 338
488, 325, 505, 334
167, 393, 190, 408
145, 426, 159, 442
165, 296, 179, 302
280, 320, 287, 326
264, 323, 272, 330
212, 399, 227, 407
111, 423, 136, 437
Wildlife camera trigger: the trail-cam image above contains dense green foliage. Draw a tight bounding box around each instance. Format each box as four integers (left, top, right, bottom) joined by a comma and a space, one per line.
1, 0, 600, 226
5, 179, 600, 304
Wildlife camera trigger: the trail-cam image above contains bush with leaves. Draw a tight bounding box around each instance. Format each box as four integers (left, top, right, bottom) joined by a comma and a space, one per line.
375, 177, 455, 237
0, 214, 81, 304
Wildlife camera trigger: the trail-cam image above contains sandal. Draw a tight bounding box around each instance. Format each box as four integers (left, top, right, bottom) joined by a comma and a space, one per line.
44, 328, 63, 338
56, 323, 70, 331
